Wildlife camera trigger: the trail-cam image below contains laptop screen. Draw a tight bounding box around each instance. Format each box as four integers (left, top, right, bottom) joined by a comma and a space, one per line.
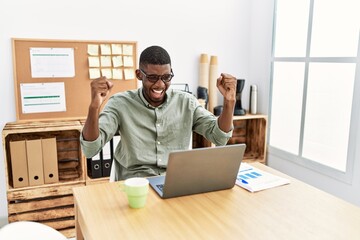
148, 144, 246, 198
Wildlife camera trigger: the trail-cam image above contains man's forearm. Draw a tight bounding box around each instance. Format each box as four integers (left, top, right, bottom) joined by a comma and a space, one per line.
217, 99, 235, 132
82, 106, 101, 141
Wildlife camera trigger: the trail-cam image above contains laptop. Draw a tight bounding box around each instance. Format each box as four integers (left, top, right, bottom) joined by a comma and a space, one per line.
148, 144, 246, 199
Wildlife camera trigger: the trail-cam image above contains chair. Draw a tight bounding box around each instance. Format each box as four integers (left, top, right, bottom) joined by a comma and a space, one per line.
0, 221, 67, 240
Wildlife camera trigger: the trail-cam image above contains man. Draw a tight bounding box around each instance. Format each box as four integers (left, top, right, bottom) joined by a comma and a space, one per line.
81, 45, 237, 180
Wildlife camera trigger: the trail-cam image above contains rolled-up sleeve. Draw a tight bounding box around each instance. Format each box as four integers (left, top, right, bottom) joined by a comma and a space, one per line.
193, 104, 233, 146
80, 133, 102, 158
213, 119, 233, 140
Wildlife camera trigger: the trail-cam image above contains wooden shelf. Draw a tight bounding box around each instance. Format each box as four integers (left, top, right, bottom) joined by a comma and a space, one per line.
193, 114, 267, 164
86, 176, 110, 185
2, 120, 86, 238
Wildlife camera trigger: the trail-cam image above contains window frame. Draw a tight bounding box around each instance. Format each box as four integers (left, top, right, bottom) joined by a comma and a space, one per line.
268, 0, 360, 183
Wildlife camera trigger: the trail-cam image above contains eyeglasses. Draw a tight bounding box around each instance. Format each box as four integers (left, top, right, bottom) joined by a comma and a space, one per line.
139, 69, 174, 83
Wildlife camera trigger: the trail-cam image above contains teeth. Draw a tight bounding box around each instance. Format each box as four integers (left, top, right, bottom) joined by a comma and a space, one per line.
153, 89, 163, 94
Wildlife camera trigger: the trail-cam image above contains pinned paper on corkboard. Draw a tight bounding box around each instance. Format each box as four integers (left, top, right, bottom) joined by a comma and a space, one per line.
12, 38, 138, 121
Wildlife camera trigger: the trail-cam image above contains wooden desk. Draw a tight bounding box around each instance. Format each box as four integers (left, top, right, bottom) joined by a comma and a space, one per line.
73, 163, 360, 240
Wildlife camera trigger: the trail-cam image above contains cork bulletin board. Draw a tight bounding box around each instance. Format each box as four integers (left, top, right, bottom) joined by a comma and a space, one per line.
12, 38, 138, 121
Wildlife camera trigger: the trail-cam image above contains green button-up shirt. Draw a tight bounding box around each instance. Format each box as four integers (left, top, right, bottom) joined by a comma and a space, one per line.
80, 87, 233, 180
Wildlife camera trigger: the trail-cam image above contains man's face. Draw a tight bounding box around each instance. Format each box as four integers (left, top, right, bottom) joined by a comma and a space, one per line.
137, 64, 172, 107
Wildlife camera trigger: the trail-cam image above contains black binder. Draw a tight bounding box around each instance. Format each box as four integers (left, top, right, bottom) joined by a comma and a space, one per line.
101, 139, 113, 177
87, 151, 102, 178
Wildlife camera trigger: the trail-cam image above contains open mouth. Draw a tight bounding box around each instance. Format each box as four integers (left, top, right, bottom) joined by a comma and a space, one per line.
151, 89, 164, 98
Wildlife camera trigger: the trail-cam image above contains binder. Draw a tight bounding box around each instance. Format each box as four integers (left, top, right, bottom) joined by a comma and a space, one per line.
87, 151, 102, 178
9, 140, 29, 188
26, 139, 45, 186
112, 135, 121, 153
41, 138, 59, 184
101, 140, 113, 177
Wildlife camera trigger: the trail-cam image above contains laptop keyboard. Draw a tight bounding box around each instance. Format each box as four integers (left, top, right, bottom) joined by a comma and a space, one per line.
156, 184, 164, 192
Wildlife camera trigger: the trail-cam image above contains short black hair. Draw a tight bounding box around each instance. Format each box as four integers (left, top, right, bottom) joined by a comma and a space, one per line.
139, 46, 171, 68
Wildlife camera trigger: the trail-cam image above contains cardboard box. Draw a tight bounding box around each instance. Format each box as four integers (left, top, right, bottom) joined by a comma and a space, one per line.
42, 138, 59, 184
26, 139, 45, 186
9, 140, 29, 188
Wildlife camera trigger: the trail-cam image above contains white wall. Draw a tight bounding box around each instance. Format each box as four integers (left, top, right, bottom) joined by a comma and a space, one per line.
248, 1, 274, 114
0, 0, 255, 226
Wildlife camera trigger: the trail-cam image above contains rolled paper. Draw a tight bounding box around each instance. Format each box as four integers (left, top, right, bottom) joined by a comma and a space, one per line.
198, 54, 209, 88
208, 55, 218, 114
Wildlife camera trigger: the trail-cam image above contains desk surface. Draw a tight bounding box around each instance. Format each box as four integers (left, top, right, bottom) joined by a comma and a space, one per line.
73, 163, 360, 240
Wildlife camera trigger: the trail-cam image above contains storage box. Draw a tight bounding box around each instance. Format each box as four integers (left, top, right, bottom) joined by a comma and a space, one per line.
9, 140, 29, 188
2, 121, 86, 238
26, 139, 44, 186
192, 114, 267, 163
42, 138, 59, 184
2, 121, 85, 190
6, 182, 85, 238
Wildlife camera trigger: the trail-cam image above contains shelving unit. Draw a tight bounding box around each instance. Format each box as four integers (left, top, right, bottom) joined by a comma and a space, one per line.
193, 114, 268, 164
2, 120, 86, 238
1, 119, 116, 237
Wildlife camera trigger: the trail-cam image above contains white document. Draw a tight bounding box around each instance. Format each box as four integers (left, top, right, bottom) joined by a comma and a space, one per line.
236, 163, 290, 192
112, 56, 123, 67
89, 68, 101, 79
88, 44, 99, 56
100, 56, 112, 67
124, 68, 135, 80
122, 44, 133, 55
88, 56, 100, 67
100, 44, 112, 55
112, 69, 123, 80
20, 82, 66, 114
111, 44, 122, 54
30, 48, 75, 78
101, 69, 112, 79
123, 56, 134, 67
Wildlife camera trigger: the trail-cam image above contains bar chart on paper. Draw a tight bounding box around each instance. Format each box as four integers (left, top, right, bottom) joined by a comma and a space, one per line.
236, 163, 290, 192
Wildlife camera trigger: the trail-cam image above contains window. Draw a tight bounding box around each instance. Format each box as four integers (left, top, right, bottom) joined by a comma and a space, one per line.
269, 0, 359, 180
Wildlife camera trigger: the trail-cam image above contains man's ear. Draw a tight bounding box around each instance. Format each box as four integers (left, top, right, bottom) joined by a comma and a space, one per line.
135, 69, 142, 80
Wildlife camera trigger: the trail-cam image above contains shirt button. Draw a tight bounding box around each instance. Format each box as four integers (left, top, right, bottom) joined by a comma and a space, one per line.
159, 159, 162, 162
157, 141, 161, 145
157, 123, 160, 127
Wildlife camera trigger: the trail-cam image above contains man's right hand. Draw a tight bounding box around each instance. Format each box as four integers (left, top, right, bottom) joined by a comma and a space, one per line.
83, 77, 113, 141
90, 76, 114, 109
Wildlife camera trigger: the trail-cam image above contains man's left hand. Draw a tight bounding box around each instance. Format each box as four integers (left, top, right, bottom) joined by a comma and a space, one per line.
217, 73, 237, 102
